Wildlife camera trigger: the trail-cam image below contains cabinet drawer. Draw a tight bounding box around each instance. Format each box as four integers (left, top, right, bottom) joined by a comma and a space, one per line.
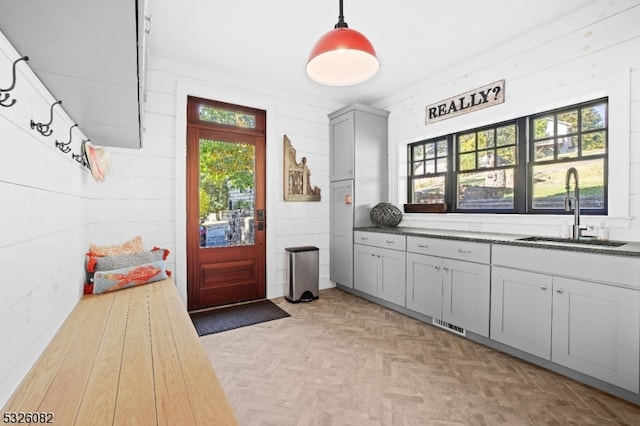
407, 236, 490, 264
354, 231, 406, 251
492, 244, 640, 289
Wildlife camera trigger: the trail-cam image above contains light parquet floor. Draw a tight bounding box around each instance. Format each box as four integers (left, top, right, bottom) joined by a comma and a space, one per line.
200, 288, 640, 426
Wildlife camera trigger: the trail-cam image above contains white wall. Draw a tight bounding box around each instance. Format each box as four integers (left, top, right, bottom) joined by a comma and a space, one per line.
374, 0, 640, 241
3, 0, 639, 410
0, 33, 90, 407
142, 56, 341, 304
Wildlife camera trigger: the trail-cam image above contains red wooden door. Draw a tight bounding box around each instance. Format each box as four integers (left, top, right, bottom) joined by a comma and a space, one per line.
186, 97, 266, 310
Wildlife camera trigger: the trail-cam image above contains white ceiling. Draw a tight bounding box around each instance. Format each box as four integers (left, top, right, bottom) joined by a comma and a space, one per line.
0, 1, 599, 149
146, 0, 598, 106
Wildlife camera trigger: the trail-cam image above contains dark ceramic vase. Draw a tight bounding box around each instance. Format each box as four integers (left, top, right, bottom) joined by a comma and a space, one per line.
370, 202, 402, 227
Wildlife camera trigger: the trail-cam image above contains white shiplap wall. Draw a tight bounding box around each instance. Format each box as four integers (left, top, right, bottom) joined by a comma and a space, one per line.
141, 56, 342, 304
3, 0, 639, 410
374, 0, 640, 242
0, 33, 91, 406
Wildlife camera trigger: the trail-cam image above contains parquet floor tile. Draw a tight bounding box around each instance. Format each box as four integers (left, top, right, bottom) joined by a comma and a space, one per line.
200, 288, 640, 425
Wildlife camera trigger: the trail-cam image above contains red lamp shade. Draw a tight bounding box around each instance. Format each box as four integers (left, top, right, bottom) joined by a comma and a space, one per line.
306, 27, 379, 86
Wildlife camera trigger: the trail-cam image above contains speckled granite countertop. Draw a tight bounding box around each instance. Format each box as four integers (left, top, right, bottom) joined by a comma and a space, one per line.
355, 226, 640, 258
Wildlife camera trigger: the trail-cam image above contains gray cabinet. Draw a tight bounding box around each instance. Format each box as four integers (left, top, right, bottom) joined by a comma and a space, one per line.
406, 237, 490, 337
330, 181, 354, 287
406, 252, 442, 318
354, 231, 406, 306
442, 258, 490, 337
329, 104, 389, 288
490, 267, 552, 359
552, 276, 639, 393
491, 245, 640, 393
329, 104, 389, 184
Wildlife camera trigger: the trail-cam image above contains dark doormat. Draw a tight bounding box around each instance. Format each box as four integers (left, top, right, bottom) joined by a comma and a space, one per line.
190, 300, 291, 337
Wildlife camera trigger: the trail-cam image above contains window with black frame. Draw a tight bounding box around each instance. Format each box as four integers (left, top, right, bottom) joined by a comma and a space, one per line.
406, 98, 608, 214
456, 122, 518, 211
529, 99, 608, 213
408, 137, 450, 206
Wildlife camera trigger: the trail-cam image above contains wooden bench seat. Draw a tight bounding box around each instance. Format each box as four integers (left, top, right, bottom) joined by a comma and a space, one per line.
2, 278, 238, 425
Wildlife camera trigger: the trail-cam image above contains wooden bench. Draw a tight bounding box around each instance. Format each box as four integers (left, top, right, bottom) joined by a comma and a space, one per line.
2, 278, 238, 425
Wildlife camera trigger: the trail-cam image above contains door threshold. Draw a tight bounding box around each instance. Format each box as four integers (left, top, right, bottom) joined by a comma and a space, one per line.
188, 297, 268, 315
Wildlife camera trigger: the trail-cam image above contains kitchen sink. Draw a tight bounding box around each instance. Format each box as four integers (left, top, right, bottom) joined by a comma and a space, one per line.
517, 236, 627, 247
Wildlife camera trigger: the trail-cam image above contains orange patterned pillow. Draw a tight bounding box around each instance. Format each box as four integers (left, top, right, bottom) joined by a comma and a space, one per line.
88, 236, 143, 257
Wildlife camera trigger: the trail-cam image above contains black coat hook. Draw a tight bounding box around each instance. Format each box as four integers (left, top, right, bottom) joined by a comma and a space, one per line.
56, 123, 77, 153
0, 56, 29, 108
30, 100, 62, 137
72, 139, 90, 168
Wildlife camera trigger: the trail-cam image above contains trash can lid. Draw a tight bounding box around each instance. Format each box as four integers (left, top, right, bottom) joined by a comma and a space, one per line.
285, 246, 319, 252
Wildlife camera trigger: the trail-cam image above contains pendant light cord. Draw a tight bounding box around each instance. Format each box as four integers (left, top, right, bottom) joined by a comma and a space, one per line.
334, 0, 349, 28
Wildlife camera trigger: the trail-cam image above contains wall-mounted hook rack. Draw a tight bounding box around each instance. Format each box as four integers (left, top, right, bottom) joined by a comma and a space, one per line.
55, 123, 77, 154
72, 139, 90, 168
0, 56, 28, 108
31, 100, 62, 137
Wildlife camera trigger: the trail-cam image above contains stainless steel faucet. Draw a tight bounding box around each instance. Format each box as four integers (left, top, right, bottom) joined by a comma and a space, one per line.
564, 167, 586, 240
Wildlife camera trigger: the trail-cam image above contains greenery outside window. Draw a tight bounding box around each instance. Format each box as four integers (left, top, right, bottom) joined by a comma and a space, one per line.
409, 137, 450, 205
456, 123, 517, 211
529, 100, 607, 213
407, 98, 608, 214
199, 105, 257, 129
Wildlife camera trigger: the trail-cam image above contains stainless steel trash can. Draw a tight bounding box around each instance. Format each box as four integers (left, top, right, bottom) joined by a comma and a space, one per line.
285, 246, 319, 303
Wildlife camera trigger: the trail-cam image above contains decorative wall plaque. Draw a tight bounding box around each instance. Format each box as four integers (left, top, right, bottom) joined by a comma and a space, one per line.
425, 79, 505, 124
283, 135, 321, 201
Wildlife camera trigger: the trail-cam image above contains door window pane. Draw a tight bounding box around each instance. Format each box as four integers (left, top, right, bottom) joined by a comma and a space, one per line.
199, 105, 256, 128
199, 139, 255, 247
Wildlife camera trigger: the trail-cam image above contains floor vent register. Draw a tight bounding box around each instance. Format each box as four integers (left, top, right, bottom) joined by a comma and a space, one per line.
432, 318, 466, 336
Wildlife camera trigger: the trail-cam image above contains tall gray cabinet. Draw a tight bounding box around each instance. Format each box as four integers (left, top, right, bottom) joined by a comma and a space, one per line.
329, 104, 389, 288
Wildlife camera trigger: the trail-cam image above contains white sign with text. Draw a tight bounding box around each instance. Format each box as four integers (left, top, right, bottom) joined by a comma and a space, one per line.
425, 80, 505, 124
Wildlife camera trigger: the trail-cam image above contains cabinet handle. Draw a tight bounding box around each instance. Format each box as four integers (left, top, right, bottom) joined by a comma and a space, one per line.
555, 289, 564, 294
458, 249, 471, 255
443, 267, 449, 272
435, 265, 440, 271
540, 285, 548, 291
385, 240, 395, 244
361, 236, 368, 241
418, 244, 429, 249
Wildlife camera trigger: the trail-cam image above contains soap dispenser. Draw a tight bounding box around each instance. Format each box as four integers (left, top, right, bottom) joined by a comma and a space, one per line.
596, 221, 609, 241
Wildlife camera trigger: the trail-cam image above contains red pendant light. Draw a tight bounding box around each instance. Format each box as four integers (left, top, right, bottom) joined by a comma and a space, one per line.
306, 0, 379, 86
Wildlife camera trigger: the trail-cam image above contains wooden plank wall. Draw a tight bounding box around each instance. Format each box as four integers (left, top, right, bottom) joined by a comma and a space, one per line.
141, 56, 342, 302
376, 0, 640, 240
0, 31, 89, 407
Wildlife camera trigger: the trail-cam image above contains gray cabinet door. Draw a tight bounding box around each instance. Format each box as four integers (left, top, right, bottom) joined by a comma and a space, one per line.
355, 244, 405, 306
551, 276, 640, 393
379, 247, 406, 307
442, 259, 490, 337
330, 181, 354, 287
354, 244, 379, 297
329, 111, 355, 181
490, 267, 552, 359
406, 252, 443, 319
